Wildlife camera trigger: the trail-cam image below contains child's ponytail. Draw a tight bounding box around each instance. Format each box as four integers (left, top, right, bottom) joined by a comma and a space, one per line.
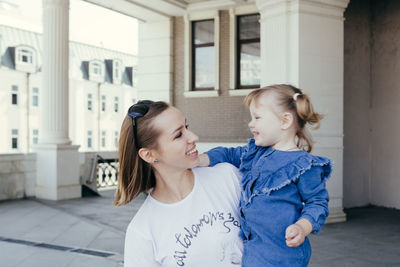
294, 93, 323, 152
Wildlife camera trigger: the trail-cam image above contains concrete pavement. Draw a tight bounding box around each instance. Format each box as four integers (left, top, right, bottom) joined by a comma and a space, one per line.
0, 189, 399, 267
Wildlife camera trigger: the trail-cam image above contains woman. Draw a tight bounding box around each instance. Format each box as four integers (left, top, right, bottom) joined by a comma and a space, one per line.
114, 100, 243, 266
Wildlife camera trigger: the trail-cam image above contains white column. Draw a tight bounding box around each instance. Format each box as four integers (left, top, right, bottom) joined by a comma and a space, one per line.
256, 0, 349, 223
36, 0, 80, 200
41, 0, 70, 144
137, 19, 173, 103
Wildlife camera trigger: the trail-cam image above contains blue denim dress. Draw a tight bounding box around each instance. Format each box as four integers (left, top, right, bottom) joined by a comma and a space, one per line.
207, 139, 331, 267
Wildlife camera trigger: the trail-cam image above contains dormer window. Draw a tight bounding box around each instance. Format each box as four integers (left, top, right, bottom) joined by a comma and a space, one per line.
88, 60, 104, 82
19, 49, 33, 63
112, 59, 122, 84
15, 45, 36, 73
114, 61, 120, 79
91, 62, 102, 76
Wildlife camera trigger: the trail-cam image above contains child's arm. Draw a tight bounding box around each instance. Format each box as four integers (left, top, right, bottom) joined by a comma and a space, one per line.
285, 164, 330, 247
197, 153, 210, 167
285, 218, 312, 247
205, 145, 247, 168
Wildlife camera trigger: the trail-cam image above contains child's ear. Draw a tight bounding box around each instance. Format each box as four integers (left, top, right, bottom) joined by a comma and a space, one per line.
281, 112, 294, 130
138, 148, 158, 164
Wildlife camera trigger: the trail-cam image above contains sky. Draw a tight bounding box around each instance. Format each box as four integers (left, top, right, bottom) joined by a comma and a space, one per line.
10, 0, 138, 55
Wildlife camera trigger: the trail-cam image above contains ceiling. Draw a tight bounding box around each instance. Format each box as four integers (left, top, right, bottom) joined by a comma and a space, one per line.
83, 0, 254, 22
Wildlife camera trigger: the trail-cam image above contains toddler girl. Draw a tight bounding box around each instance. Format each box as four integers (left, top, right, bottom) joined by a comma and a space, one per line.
199, 84, 331, 266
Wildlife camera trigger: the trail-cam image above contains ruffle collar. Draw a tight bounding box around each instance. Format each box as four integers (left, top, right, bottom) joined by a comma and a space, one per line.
257, 153, 332, 196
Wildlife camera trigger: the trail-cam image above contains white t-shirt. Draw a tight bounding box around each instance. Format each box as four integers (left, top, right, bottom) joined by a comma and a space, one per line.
124, 163, 243, 267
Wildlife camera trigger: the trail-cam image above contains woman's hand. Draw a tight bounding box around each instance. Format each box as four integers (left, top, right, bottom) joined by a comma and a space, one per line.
285, 218, 312, 247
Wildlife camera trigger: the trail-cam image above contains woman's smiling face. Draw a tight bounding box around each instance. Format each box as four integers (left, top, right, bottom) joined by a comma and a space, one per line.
151, 106, 199, 170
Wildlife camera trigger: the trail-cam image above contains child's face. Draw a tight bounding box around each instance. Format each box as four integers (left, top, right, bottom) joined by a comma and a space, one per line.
248, 94, 283, 147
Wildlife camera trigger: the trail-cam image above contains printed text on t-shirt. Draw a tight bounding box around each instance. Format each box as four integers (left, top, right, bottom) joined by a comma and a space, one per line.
173, 210, 240, 266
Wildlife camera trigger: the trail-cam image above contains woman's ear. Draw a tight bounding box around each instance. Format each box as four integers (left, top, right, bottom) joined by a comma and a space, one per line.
281, 112, 294, 130
138, 148, 157, 164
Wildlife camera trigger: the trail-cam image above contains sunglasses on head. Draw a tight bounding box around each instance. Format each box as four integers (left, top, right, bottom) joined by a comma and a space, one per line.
127, 100, 153, 149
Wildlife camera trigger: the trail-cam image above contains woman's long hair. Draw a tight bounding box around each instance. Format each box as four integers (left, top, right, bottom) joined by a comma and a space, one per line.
114, 101, 169, 206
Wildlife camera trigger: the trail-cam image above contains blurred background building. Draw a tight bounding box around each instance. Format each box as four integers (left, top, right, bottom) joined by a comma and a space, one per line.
0, 24, 137, 154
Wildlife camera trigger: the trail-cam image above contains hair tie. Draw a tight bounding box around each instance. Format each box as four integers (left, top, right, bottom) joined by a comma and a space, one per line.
293, 93, 301, 101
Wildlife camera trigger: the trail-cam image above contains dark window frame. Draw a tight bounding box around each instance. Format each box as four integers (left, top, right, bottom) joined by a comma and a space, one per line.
11, 85, 18, 105
12, 137, 18, 149
236, 14, 261, 89
192, 19, 215, 91
12, 93, 18, 105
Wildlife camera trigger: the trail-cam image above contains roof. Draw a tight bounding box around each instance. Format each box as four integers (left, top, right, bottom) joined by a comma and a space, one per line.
0, 24, 137, 82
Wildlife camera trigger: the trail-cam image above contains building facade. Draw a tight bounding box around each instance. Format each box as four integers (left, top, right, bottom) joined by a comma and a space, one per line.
2, 0, 400, 210
0, 24, 137, 154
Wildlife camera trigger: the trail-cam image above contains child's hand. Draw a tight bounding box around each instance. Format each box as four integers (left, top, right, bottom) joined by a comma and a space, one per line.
285, 218, 313, 247
197, 153, 210, 167
285, 224, 305, 247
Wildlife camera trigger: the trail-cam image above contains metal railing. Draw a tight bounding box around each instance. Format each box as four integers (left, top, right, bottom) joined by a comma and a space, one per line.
88, 154, 119, 190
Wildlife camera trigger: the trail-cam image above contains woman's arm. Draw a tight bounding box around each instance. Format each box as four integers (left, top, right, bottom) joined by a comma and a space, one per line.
124, 229, 160, 267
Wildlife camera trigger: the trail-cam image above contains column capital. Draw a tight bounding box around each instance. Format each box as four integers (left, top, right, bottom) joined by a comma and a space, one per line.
256, 0, 350, 19
43, 0, 69, 7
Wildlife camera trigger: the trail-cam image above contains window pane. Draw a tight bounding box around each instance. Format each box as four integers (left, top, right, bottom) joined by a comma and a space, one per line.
88, 138, 92, 148
239, 14, 260, 40
12, 138, 18, 149
193, 20, 214, 45
12, 94, 18, 105
194, 46, 215, 89
240, 43, 261, 86
32, 95, 38, 107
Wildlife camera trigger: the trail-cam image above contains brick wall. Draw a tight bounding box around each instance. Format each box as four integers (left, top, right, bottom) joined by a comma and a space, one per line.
173, 12, 252, 143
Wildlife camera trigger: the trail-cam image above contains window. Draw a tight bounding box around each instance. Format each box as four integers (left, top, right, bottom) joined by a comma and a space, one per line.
114, 131, 119, 147
237, 14, 260, 89
87, 94, 93, 111
88, 61, 104, 82
11, 85, 18, 105
18, 49, 33, 64
114, 97, 119, 113
114, 61, 120, 80
15, 46, 36, 72
132, 98, 136, 104
101, 95, 106, 112
21, 49, 32, 63
32, 87, 39, 107
101, 131, 106, 148
11, 129, 18, 149
192, 19, 215, 91
92, 62, 102, 76
87, 131, 93, 149
32, 129, 39, 145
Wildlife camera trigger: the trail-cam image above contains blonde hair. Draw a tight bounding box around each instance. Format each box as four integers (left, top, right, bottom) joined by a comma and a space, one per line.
114, 101, 169, 206
245, 84, 323, 152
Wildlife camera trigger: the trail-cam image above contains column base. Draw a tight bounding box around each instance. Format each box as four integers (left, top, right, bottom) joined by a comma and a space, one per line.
34, 144, 81, 200
326, 208, 347, 224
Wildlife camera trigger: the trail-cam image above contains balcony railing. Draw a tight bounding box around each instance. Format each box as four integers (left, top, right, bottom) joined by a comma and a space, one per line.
88, 154, 119, 190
